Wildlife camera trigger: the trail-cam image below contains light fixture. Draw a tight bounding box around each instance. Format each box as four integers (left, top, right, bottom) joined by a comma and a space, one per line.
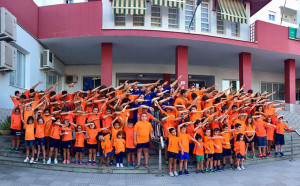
138, 74, 144, 78
188, 75, 192, 79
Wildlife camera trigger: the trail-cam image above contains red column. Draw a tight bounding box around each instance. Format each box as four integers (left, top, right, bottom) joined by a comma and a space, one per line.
239, 52, 251, 92
175, 46, 188, 89
284, 59, 296, 104
101, 43, 112, 86
163, 74, 171, 87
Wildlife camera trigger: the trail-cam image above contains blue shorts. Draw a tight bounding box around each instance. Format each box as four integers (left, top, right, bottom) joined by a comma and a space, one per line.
206, 154, 214, 159
275, 134, 285, 145
49, 138, 60, 148
246, 135, 255, 143
257, 136, 267, 147
103, 151, 113, 157
168, 151, 179, 159
222, 148, 231, 156
25, 140, 35, 147
237, 153, 244, 159
10, 129, 21, 136
75, 147, 84, 153
87, 144, 97, 149
189, 143, 195, 151
179, 151, 189, 160
214, 153, 222, 160
62, 140, 72, 149
36, 138, 45, 146
136, 142, 149, 149
126, 148, 136, 153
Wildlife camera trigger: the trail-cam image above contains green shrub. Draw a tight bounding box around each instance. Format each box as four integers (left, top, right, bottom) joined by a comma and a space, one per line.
0, 116, 11, 130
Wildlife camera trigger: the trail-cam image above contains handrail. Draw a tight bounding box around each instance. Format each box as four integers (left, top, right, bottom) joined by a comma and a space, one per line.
287, 130, 298, 162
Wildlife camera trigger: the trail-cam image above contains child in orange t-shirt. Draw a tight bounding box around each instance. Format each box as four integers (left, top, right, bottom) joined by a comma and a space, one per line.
213, 128, 223, 171
235, 133, 246, 170
47, 118, 63, 165
167, 127, 183, 177
265, 116, 275, 157
114, 131, 126, 167
124, 117, 136, 167
194, 133, 211, 173
22, 115, 35, 163
98, 131, 113, 167
35, 117, 46, 163
221, 124, 234, 170
74, 125, 86, 164
86, 122, 98, 166
61, 119, 76, 165
43, 108, 53, 152
10, 104, 21, 152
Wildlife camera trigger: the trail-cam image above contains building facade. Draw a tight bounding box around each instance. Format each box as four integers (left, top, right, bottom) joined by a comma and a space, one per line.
0, 0, 299, 113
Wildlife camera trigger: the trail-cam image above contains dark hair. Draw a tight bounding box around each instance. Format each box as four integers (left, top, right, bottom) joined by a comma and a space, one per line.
235, 123, 241, 128
117, 131, 124, 137
195, 134, 202, 140
191, 93, 197, 99
222, 124, 228, 129
14, 91, 20, 96
180, 89, 187, 95
53, 107, 60, 112
106, 107, 112, 111
44, 108, 50, 113
214, 97, 221, 104
248, 89, 253, 94
190, 105, 197, 110
20, 95, 27, 99
50, 91, 56, 97
37, 117, 44, 123
93, 106, 99, 110
128, 119, 134, 124
54, 117, 61, 123
27, 116, 34, 124
62, 90, 68, 95
169, 128, 175, 133
236, 133, 244, 141
184, 118, 190, 122
181, 124, 187, 129
113, 121, 120, 126
245, 116, 253, 127
121, 98, 130, 104
29, 89, 35, 93
232, 105, 238, 109
161, 113, 167, 119
194, 119, 201, 125
256, 105, 264, 113
214, 128, 220, 133
202, 95, 209, 101
62, 106, 69, 112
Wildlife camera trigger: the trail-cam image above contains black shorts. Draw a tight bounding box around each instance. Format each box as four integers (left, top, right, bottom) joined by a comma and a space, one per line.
222, 148, 231, 156
275, 134, 285, 145
87, 144, 97, 149
214, 153, 222, 160
126, 148, 136, 153
10, 129, 21, 136
49, 138, 60, 148
75, 147, 84, 153
245, 135, 255, 143
62, 140, 72, 149
206, 154, 214, 159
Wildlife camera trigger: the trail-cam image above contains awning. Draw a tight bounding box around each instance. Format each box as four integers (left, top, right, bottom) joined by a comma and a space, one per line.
112, 0, 147, 15
217, 0, 248, 24
151, 0, 185, 9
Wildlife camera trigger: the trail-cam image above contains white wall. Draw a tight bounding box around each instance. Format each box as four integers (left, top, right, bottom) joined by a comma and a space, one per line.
102, 0, 251, 41
33, 0, 87, 6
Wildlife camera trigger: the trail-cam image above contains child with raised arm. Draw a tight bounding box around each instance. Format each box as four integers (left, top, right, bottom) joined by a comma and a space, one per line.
134, 112, 155, 169
221, 124, 235, 170
265, 116, 275, 157
194, 133, 212, 173
213, 128, 223, 171
167, 127, 183, 177
245, 116, 256, 159
47, 117, 62, 165
35, 117, 46, 164
114, 131, 126, 168
61, 119, 77, 165
74, 125, 86, 165
124, 116, 136, 167
22, 115, 35, 163
235, 133, 246, 170
86, 122, 98, 166
98, 129, 113, 167
10, 104, 21, 152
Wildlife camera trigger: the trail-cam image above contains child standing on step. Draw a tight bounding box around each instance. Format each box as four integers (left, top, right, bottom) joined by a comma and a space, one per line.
194, 133, 212, 174
35, 117, 46, 164
10, 104, 21, 152
167, 127, 183, 177
98, 130, 113, 167
86, 122, 98, 166
114, 131, 126, 168
235, 133, 246, 170
47, 118, 63, 165
61, 119, 76, 165
22, 115, 35, 164
124, 117, 136, 167
74, 125, 86, 165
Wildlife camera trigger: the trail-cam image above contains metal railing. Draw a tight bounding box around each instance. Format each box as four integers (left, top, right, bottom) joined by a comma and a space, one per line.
289, 130, 300, 162
250, 22, 256, 43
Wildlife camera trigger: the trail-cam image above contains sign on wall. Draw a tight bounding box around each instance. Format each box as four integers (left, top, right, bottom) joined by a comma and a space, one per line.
289, 27, 300, 40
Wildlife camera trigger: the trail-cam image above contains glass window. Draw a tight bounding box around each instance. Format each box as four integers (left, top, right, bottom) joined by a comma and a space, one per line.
168, 7, 179, 29
114, 14, 126, 26
269, 11, 276, 21
46, 72, 62, 93
222, 80, 240, 92
133, 15, 144, 26
201, 1, 209, 32
185, 0, 194, 30
231, 22, 240, 37
151, 6, 161, 27
216, 5, 224, 34
65, 0, 73, 4
10, 51, 25, 88
261, 82, 285, 100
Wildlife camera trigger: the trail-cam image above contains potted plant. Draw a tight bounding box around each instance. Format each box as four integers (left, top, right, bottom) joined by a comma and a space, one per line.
0, 116, 11, 135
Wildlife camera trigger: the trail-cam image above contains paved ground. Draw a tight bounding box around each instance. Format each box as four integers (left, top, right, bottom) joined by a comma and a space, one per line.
0, 158, 300, 186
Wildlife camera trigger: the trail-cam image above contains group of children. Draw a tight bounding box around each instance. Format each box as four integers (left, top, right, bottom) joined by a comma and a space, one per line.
9, 77, 297, 176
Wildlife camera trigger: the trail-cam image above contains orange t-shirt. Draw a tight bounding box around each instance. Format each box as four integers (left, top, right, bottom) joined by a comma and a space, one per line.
186, 124, 195, 143
168, 135, 180, 153
75, 132, 86, 147
43, 115, 53, 137
222, 132, 231, 149
234, 141, 245, 156
75, 114, 88, 130
195, 127, 204, 139
101, 115, 112, 133
50, 125, 61, 140
134, 121, 153, 144
111, 128, 122, 146
204, 136, 214, 154
213, 136, 223, 153
193, 141, 208, 156
189, 113, 203, 122
11, 113, 21, 130
178, 131, 192, 153
254, 120, 267, 137
266, 126, 275, 141
137, 111, 154, 122
62, 126, 74, 141
245, 124, 256, 137
35, 123, 45, 138
276, 122, 289, 135
124, 126, 135, 149
114, 139, 125, 154
174, 97, 188, 106
25, 123, 35, 141
162, 120, 174, 138
88, 114, 101, 130
101, 134, 113, 154
86, 128, 98, 145
23, 110, 34, 129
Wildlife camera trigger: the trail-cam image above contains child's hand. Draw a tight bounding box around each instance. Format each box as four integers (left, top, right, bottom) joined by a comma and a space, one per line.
134, 141, 137, 146
104, 153, 107, 157
181, 151, 184, 156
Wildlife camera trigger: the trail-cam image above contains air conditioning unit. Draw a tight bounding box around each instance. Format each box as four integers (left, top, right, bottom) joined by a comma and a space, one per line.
0, 8, 17, 42
41, 49, 55, 70
0, 41, 16, 71
66, 75, 78, 84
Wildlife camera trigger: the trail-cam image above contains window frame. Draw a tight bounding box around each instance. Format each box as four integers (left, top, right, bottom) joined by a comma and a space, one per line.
260, 81, 285, 100
114, 14, 126, 26
185, 0, 195, 30
216, 5, 225, 35
10, 50, 26, 89
151, 6, 161, 27
168, 7, 179, 29
231, 22, 240, 37
133, 14, 145, 26
200, 1, 210, 32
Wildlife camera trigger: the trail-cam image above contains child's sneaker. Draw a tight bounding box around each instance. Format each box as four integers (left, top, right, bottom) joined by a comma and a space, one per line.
244, 155, 248, 160
165, 160, 169, 165
196, 170, 200, 174
75, 161, 78, 164
11, 148, 15, 152
23, 157, 29, 163
92, 161, 96, 166
43, 159, 46, 164
178, 170, 183, 175
241, 166, 245, 170
54, 159, 58, 164
231, 165, 236, 170
96, 152, 100, 157
275, 152, 279, 157
184, 170, 189, 176
132, 162, 136, 167
110, 161, 113, 166
29, 158, 34, 164
62, 160, 66, 164
217, 166, 222, 171
79, 161, 82, 165
205, 168, 210, 173
169, 172, 174, 177
120, 163, 123, 167
173, 171, 179, 177
127, 163, 131, 167
280, 152, 285, 157
35, 158, 39, 162
116, 163, 120, 168
237, 167, 242, 171
15, 148, 19, 152
201, 170, 205, 173
66, 160, 70, 165
259, 154, 263, 158
47, 159, 51, 164
86, 161, 91, 166
253, 155, 256, 159
210, 168, 215, 173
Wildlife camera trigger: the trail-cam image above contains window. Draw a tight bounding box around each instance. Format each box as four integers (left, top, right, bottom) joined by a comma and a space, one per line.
222, 80, 240, 92
201, 0, 209, 32
269, 11, 275, 21
10, 51, 25, 88
151, 6, 161, 27
168, 7, 179, 29
231, 22, 239, 37
185, 0, 194, 30
261, 82, 285, 100
133, 15, 144, 26
46, 72, 61, 93
216, 5, 224, 34
114, 14, 126, 26
65, 0, 73, 4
